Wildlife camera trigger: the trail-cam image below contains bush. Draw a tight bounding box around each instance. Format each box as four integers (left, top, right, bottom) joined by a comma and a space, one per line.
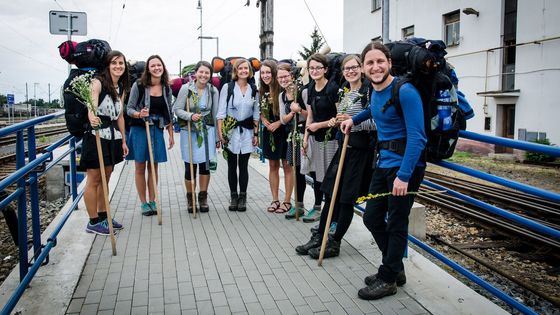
525, 138, 556, 162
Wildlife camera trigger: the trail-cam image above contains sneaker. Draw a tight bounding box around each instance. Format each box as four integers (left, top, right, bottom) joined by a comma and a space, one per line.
86, 219, 110, 235
149, 201, 158, 213
302, 207, 321, 223
329, 222, 337, 235
111, 218, 123, 230
285, 206, 304, 220
141, 202, 154, 216
365, 270, 406, 287
358, 277, 397, 300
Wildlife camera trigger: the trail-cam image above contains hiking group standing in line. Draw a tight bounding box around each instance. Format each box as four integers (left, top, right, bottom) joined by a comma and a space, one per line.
67, 37, 472, 301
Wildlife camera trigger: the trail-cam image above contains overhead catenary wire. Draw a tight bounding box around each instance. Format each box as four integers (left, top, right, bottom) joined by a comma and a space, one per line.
302, 0, 329, 48
112, 0, 127, 45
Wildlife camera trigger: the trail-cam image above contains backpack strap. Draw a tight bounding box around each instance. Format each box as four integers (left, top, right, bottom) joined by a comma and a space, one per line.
226, 81, 258, 108
380, 77, 410, 116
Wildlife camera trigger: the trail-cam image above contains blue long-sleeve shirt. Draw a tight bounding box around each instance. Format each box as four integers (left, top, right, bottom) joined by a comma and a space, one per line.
352, 78, 426, 182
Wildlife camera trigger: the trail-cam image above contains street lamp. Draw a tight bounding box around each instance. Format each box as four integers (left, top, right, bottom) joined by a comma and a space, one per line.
198, 36, 219, 57
197, 0, 203, 60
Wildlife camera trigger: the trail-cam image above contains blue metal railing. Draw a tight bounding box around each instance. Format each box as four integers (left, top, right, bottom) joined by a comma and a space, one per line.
349, 131, 560, 315
0, 111, 83, 315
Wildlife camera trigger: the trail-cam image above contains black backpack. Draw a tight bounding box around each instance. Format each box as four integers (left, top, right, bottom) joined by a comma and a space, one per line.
382, 38, 466, 162
72, 39, 111, 69
63, 69, 94, 139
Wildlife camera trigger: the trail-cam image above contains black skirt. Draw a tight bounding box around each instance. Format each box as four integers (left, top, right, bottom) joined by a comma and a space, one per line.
262, 126, 287, 160
321, 143, 375, 204
80, 131, 124, 169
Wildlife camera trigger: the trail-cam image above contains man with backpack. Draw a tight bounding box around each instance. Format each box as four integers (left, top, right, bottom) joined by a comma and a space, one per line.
341, 41, 426, 300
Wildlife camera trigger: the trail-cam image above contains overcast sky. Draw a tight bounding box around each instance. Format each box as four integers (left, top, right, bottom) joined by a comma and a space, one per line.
0, 0, 342, 103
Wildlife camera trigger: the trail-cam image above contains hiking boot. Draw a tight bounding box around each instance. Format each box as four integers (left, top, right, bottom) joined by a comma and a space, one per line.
186, 193, 196, 213
302, 206, 321, 223
199, 191, 209, 213
358, 277, 397, 300
285, 206, 304, 220
237, 193, 247, 212
141, 202, 154, 216
309, 237, 340, 259
229, 192, 238, 211
364, 270, 406, 287
295, 233, 321, 255
86, 219, 110, 235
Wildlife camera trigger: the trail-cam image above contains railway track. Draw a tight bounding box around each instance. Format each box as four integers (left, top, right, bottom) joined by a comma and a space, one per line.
418, 171, 560, 308
0, 125, 68, 147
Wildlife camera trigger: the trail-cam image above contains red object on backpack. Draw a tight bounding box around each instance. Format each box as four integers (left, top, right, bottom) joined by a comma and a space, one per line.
58, 41, 77, 63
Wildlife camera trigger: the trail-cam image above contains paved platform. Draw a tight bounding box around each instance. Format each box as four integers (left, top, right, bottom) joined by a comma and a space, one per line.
0, 143, 508, 315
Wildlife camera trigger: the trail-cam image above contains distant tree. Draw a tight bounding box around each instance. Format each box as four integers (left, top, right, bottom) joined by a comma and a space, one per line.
0, 94, 6, 105
181, 64, 197, 77
50, 99, 61, 108
298, 27, 324, 60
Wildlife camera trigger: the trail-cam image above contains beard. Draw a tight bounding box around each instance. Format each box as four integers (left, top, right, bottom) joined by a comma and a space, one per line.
371, 71, 390, 85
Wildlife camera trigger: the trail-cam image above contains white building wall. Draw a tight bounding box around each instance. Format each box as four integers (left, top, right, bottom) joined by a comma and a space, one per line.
343, 0, 560, 145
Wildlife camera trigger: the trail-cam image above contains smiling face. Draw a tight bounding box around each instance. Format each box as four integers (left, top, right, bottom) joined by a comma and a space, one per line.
148, 57, 164, 80
308, 60, 327, 81
363, 49, 392, 86
277, 69, 292, 89
260, 65, 273, 85
109, 56, 126, 79
235, 61, 250, 80
195, 64, 211, 85
342, 58, 362, 85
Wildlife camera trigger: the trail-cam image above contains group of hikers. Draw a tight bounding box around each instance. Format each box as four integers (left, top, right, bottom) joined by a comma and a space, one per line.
72, 39, 467, 300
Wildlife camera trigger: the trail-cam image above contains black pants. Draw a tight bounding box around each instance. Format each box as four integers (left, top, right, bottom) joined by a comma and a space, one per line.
317, 195, 354, 242
310, 172, 323, 207
226, 149, 250, 193
294, 165, 306, 204
362, 166, 425, 283
184, 162, 210, 180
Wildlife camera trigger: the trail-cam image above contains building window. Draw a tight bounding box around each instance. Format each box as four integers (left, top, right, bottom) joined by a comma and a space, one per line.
371, 0, 381, 12
444, 10, 460, 46
402, 25, 414, 39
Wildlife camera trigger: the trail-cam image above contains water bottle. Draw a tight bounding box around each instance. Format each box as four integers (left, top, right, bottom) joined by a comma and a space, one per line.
437, 89, 452, 131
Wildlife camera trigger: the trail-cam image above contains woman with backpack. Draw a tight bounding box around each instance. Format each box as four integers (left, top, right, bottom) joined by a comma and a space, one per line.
82, 50, 130, 235
217, 58, 260, 212
296, 54, 376, 259
259, 60, 293, 214
301, 54, 339, 223
126, 55, 175, 216
173, 61, 219, 213
278, 62, 309, 218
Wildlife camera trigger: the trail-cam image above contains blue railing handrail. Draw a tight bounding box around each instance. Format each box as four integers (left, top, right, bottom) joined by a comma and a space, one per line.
0, 111, 65, 138
0, 190, 85, 315
434, 160, 560, 203
459, 130, 560, 157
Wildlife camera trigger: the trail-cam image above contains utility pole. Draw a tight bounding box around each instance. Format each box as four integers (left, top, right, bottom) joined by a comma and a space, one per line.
33, 83, 39, 117
25, 83, 29, 117
197, 0, 203, 60
382, 0, 389, 44
258, 0, 274, 60
48, 83, 51, 105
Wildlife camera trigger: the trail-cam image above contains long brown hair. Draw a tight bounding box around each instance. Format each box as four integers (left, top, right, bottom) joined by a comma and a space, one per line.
98, 50, 130, 102
259, 60, 280, 116
140, 55, 170, 87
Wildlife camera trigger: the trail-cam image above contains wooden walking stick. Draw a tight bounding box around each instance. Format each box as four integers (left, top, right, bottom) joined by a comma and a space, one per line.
145, 119, 162, 225
94, 130, 117, 256
186, 95, 197, 219
318, 133, 350, 266
292, 112, 300, 221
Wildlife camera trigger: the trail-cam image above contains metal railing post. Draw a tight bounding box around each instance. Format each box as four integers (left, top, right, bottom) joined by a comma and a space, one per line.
69, 137, 78, 201
27, 126, 42, 264
15, 130, 28, 281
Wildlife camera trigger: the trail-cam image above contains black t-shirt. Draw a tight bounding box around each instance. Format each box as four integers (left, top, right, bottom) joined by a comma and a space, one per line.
149, 95, 166, 116
308, 80, 339, 141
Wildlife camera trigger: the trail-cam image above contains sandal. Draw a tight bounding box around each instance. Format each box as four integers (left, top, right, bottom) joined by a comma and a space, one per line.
267, 200, 280, 212
275, 201, 292, 214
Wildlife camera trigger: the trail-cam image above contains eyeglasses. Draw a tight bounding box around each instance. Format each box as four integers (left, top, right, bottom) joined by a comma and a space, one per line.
308, 66, 325, 72
277, 75, 291, 80
343, 65, 360, 73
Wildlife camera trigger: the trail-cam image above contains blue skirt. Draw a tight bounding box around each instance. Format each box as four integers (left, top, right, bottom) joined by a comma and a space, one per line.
126, 125, 168, 163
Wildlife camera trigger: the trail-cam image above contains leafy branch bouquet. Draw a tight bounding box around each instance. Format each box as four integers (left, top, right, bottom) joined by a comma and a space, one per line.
188, 89, 205, 148
221, 115, 236, 160
260, 92, 275, 152
323, 87, 362, 146
65, 71, 96, 114
286, 78, 304, 147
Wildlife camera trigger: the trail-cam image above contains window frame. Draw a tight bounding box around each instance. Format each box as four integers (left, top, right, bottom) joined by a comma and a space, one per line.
402, 25, 415, 40
443, 10, 461, 47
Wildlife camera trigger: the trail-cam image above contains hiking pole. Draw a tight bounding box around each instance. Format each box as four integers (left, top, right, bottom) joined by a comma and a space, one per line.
292, 112, 299, 221
94, 129, 117, 256
318, 133, 349, 266
186, 97, 197, 219
145, 118, 162, 225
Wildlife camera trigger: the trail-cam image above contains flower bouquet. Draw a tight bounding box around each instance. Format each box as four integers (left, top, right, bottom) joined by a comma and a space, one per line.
221, 115, 236, 160
260, 92, 275, 152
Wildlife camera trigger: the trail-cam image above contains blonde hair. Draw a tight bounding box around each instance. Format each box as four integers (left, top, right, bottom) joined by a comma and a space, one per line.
231, 58, 254, 81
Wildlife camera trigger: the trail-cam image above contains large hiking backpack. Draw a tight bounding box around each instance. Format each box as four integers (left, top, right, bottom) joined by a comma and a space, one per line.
383, 38, 466, 162
324, 52, 346, 86
211, 56, 261, 91
63, 69, 94, 139
72, 39, 111, 69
